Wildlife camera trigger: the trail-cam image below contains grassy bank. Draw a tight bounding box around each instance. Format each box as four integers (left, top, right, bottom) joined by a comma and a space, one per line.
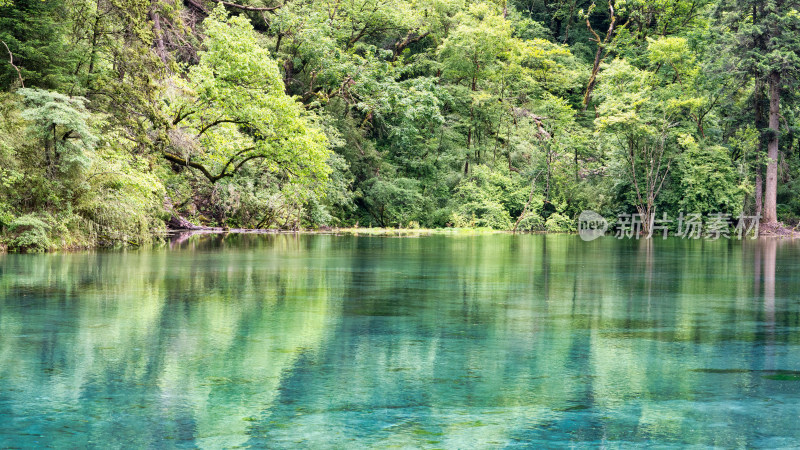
0, 226, 526, 253
313, 227, 513, 237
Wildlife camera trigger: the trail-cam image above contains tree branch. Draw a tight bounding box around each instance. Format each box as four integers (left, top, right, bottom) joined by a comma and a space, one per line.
1, 40, 24, 88
392, 30, 430, 61
163, 146, 265, 183
582, 1, 617, 109
163, 151, 220, 181
212, 146, 258, 179
196, 118, 249, 137
173, 104, 194, 125
184, 0, 210, 13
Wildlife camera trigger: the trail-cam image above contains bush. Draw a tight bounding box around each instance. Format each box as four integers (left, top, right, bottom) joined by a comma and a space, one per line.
362, 177, 423, 227
0, 202, 13, 232
544, 212, 575, 232
676, 137, 744, 216
75, 149, 167, 245
6, 214, 51, 252
450, 165, 531, 229
516, 213, 546, 231
451, 201, 512, 229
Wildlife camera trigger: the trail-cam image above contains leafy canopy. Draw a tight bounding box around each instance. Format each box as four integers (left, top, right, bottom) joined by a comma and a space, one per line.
165, 5, 330, 199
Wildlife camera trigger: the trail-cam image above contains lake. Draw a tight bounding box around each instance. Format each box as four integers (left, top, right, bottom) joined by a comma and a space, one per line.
1, 234, 799, 448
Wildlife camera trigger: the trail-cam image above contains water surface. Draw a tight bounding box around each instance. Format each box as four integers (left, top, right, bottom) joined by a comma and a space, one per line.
1, 234, 799, 447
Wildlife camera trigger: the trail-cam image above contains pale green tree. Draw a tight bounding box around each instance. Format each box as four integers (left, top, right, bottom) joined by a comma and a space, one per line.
164, 6, 331, 200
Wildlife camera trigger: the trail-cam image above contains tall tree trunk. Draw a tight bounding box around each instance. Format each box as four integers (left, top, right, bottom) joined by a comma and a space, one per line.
545, 146, 552, 202
583, 44, 604, 110
149, 6, 167, 64
755, 169, 763, 219
88, 0, 102, 79
465, 71, 477, 174
754, 77, 764, 219
574, 147, 578, 181
763, 71, 780, 224
582, 1, 616, 111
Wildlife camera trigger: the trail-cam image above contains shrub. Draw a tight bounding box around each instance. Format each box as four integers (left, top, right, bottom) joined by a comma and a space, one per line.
516, 213, 546, 231
0, 202, 13, 232
450, 165, 528, 229
456, 201, 512, 229
545, 212, 575, 232
6, 214, 51, 252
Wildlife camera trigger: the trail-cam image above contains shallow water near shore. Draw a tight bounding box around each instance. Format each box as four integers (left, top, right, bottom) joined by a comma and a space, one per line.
1, 234, 799, 447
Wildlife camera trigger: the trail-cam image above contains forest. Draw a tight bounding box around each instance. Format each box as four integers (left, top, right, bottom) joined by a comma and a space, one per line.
1, 0, 799, 251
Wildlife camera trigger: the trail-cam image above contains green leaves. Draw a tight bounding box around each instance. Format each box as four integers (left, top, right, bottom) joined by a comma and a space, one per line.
362, 177, 423, 227
166, 5, 330, 198
438, 4, 514, 87
5, 0, 800, 241
451, 165, 530, 229
18, 87, 96, 174
676, 135, 744, 216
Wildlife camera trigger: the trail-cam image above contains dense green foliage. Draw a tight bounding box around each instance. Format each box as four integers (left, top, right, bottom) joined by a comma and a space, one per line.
2, 0, 800, 250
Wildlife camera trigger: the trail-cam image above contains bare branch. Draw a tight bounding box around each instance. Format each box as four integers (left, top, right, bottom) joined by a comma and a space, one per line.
1, 40, 24, 88
163, 144, 265, 183
163, 151, 219, 181
392, 30, 430, 61
196, 118, 249, 137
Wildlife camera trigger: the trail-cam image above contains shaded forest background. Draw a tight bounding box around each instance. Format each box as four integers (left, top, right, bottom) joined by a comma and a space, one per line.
1, 0, 800, 251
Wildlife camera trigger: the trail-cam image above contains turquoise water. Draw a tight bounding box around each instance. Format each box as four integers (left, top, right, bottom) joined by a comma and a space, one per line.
1, 234, 799, 448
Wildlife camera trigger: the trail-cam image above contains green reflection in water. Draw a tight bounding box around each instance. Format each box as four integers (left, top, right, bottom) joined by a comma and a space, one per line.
1, 234, 799, 448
